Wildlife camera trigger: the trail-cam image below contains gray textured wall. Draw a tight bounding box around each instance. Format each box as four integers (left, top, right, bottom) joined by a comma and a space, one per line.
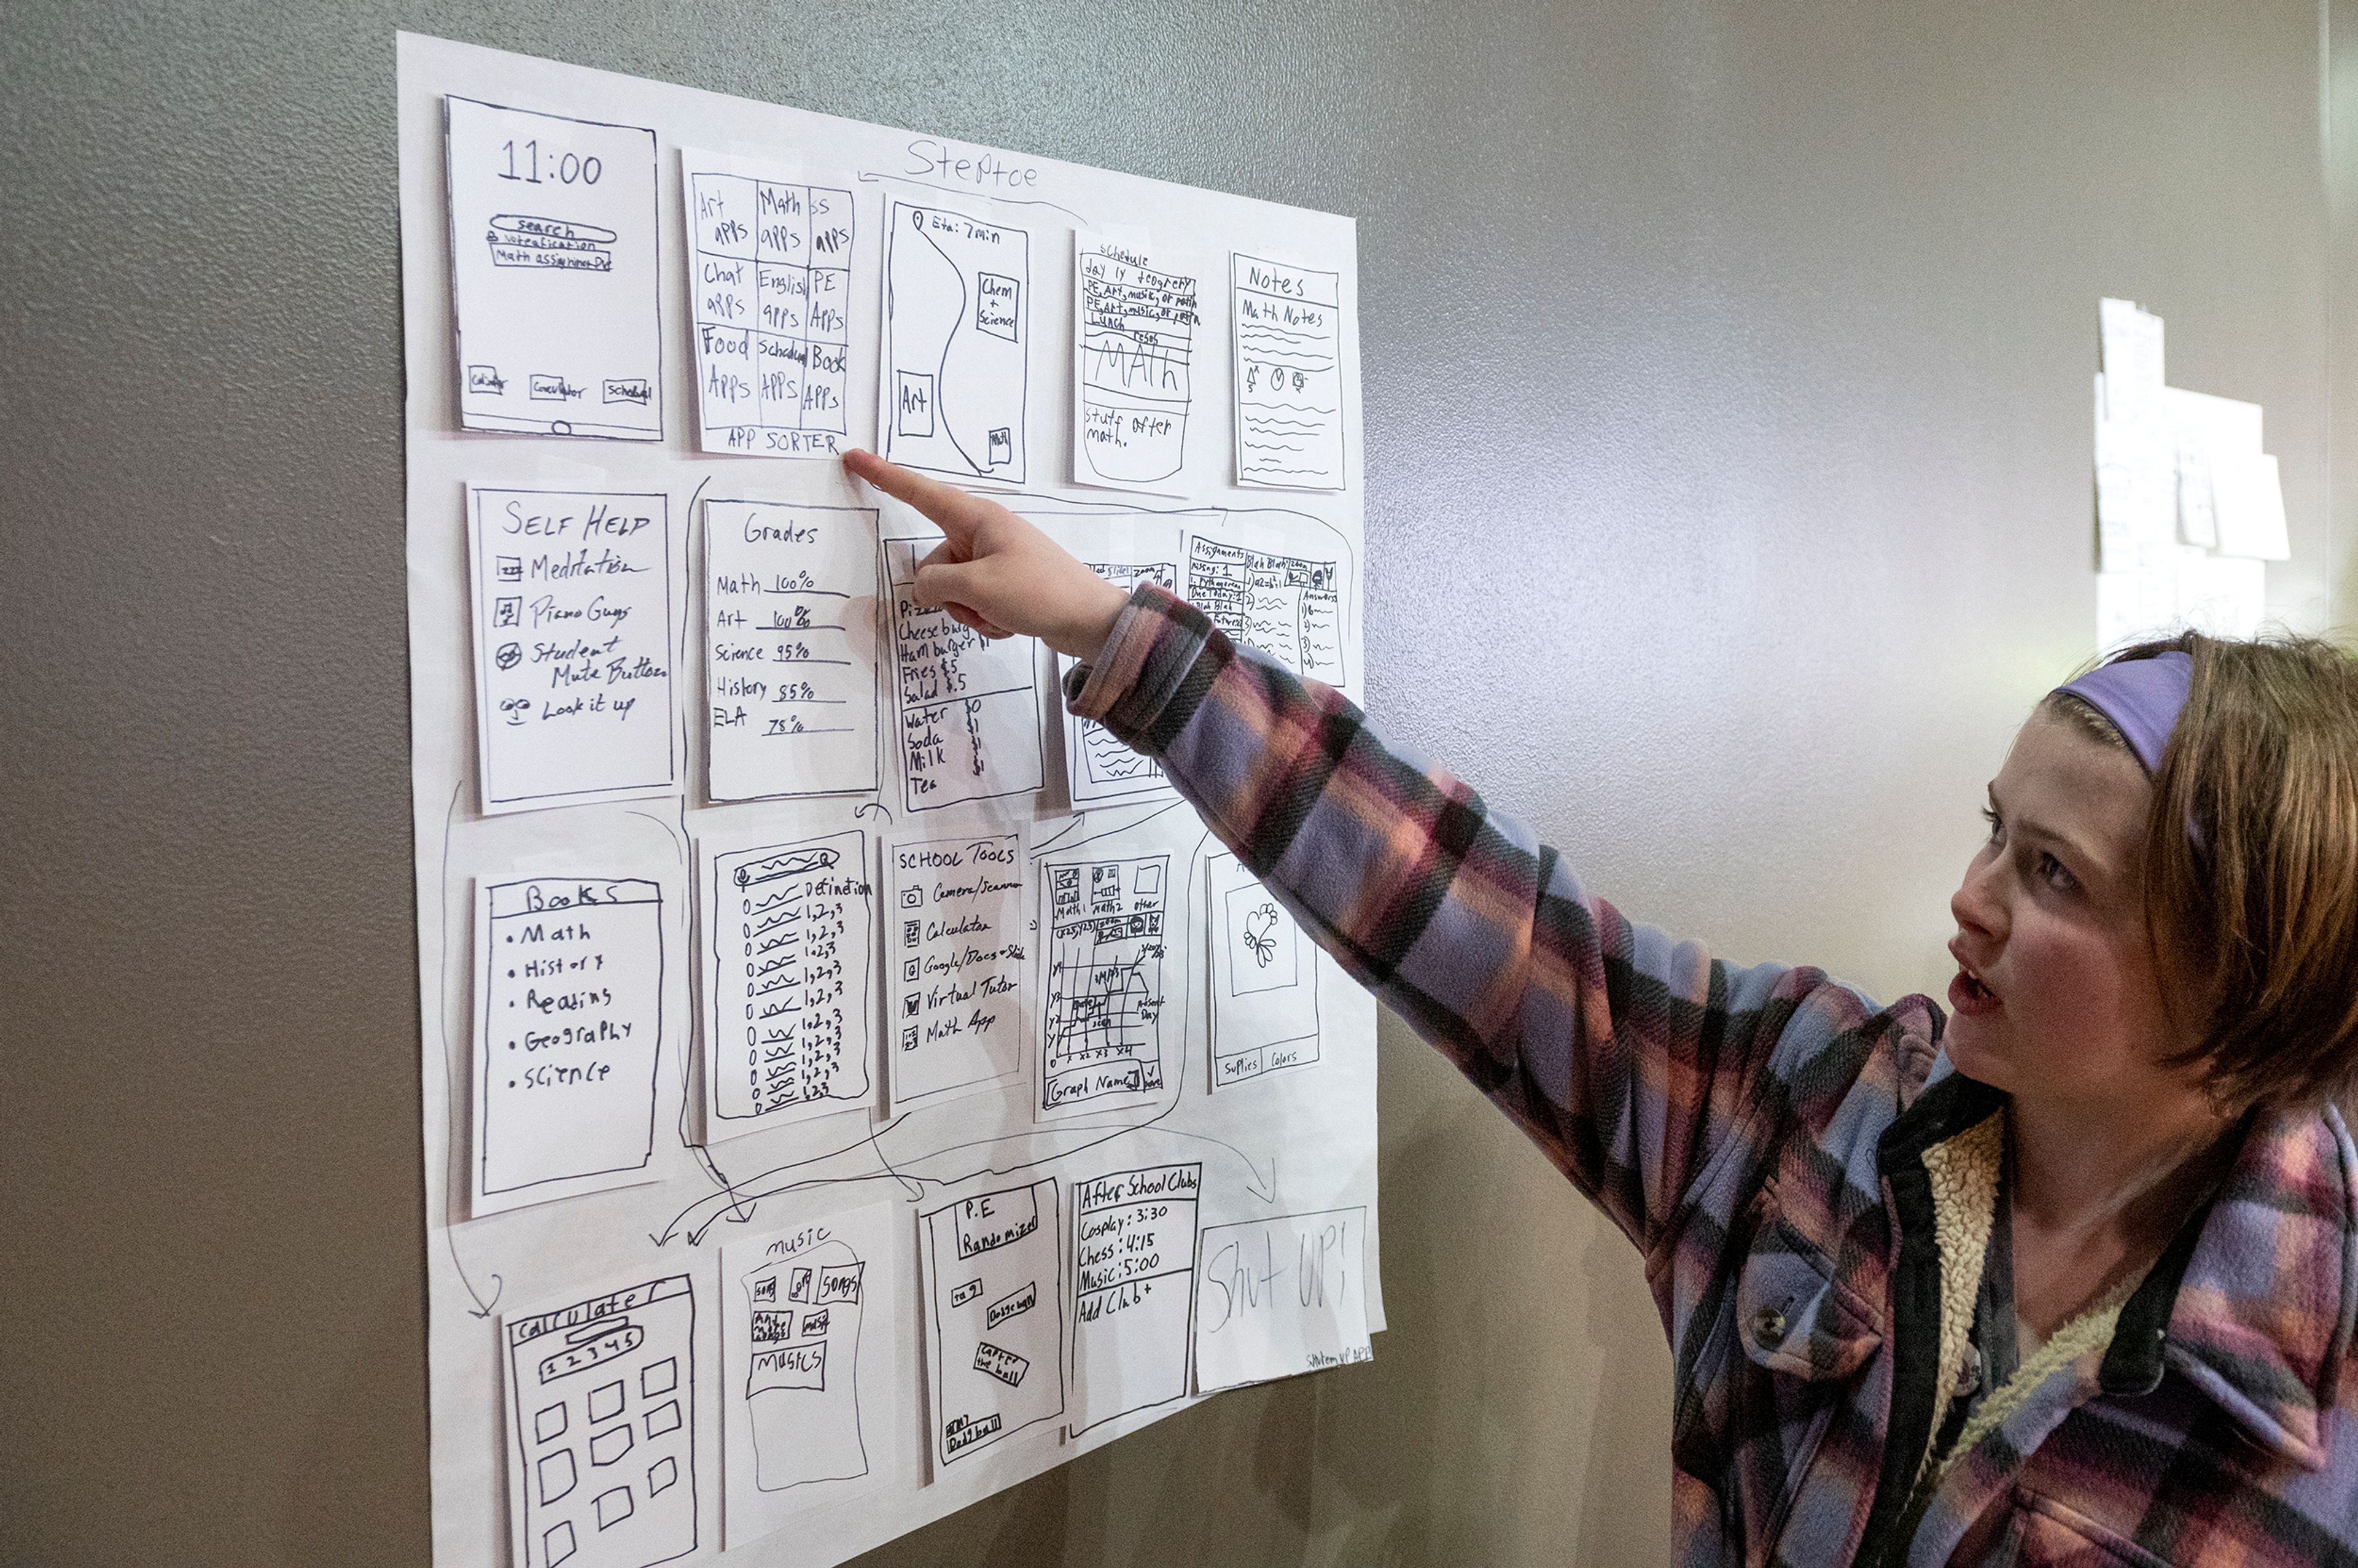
2, 4, 2345, 1566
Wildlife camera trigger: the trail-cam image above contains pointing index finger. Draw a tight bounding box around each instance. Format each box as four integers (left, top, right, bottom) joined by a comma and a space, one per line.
843, 449, 981, 549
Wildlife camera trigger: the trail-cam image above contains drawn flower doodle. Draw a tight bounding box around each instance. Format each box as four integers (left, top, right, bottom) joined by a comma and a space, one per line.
1243, 903, 1281, 968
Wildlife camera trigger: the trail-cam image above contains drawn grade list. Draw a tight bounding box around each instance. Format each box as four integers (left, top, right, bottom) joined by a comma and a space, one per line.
466, 487, 675, 814
704, 500, 879, 801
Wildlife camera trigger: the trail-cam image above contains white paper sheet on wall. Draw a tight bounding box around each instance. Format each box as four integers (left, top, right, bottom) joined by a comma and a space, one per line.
881, 198, 1032, 484
403, 34, 1376, 1568
881, 829, 1029, 1111
1231, 253, 1346, 490
1072, 230, 1200, 494
446, 96, 664, 440
1193, 1208, 1372, 1392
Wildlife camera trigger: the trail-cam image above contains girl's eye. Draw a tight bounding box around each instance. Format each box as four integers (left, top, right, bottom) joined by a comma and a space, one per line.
1980, 805, 2002, 843
2036, 852, 2077, 893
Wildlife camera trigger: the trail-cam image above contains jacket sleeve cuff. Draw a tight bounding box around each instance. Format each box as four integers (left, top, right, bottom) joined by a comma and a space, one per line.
1060, 582, 1224, 755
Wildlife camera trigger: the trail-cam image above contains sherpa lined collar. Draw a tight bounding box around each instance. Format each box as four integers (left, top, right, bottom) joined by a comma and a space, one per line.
1877, 1066, 2358, 1471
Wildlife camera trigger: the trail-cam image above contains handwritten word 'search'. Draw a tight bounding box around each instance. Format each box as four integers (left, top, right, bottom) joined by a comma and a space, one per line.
904, 138, 1041, 191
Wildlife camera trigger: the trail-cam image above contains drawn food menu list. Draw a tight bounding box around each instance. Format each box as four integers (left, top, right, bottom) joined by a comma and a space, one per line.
445, 97, 663, 440
883, 536, 1042, 813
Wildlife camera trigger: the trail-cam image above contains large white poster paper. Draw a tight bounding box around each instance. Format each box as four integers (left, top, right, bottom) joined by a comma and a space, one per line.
445, 97, 663, 440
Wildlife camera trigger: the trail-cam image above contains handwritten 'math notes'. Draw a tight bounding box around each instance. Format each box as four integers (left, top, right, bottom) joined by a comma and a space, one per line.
704, 829, 876, 1139
882, 198, 1030, 483
921, 1181, 1065, 1470
472, 878, 664, 1217
445, 97, 662, 440
503, 1274, 699, 1568
1194, 1208, 1371, 1393
467, 488, 675, 815
1073, 231, 1199, 491
884, 831, 1027, 1111
722, 1201, 900, 1549
683, 150, 856, 457
704, 500, 879, 801
1231, 253, 1344, 489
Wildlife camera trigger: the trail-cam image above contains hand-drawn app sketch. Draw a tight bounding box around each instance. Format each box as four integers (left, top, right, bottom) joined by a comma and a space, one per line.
1194, 1208, 1371, 1394
1184, 533, 1347, 687
702, 829, 876, 1139
1072, 231, 1198, 492
466, 488, 676, 815
722, 1201, 900, 1548
1056, 559, 1177, 808
883, 831, 1028, 1111
882, 534, 1042, 813
683, 150, 857, 457
1068, 1163, 1200, 1435
1229, 253, 1344, 489
1205, 854, 1320, 1091
1037, 854, 1172, 1119
444, 97, 662, 440
472, 878, 665, 1216
920, 1180, 1065, 1469
503, 1275, 698, 1568
703, 499, 881, 801
881, 198, 1030, 484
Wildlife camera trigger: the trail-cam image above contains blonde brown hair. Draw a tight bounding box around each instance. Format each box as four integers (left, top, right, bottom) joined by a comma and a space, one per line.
2046, 634, 2358, 1111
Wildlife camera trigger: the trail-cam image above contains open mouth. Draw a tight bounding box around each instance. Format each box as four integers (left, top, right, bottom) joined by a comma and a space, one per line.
1946, 939, 1999, 1015
1955, 971, 1995, 1005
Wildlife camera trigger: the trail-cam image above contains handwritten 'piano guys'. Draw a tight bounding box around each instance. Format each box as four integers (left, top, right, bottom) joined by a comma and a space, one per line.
704, 829, 876, 1138
466, 487, 676, 815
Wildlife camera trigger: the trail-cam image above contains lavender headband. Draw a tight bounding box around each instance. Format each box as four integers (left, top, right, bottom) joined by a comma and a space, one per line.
2055, 650, 2193, 776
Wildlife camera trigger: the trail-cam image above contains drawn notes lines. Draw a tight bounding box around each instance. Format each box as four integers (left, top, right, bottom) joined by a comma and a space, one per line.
882, 198, 1030, 483
446, 97, 663, 440
1231, 253, 1343, 490
1060, 559, 1177, 807
1038, 854, 1171, 1119
1070, 1163, 1201, 1435
473, 878, 664, 1216
922, 1181, 1065, 1469
884, 536, 1042, 813
1207, 854, 1320, 1090
704, 829, 876, 1138
884, 831, 1028, 1110
1073, 232, 1198, 490
504, 1275, 698, 1568
704, 500, 879, 801
467, 488, 676, 815
685, 152, 855, 457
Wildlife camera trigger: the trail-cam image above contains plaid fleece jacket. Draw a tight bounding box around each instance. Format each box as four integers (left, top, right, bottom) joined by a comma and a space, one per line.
1067, 584, 2358, 1568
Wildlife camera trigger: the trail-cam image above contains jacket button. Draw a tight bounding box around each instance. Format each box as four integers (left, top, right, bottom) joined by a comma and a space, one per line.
1752, 1306, 1788, 1348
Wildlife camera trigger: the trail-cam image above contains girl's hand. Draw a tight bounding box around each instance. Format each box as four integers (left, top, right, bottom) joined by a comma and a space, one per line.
843, 449, 1129, 661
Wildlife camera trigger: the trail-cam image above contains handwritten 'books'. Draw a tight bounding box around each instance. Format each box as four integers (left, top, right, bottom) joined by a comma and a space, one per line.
445, 97, 663, 440
466, 487, 675, 815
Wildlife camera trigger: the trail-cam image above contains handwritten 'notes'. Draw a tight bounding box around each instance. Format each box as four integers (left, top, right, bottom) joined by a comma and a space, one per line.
722, 1201, 899, 1549
1194, 1208, 1372, 1394
445, 97, 662, 440
683, 150, 856, 457
884, 832, 1027, 1110
1072, 231, 1199, 491
503, 1275, 699, 1568
920, 1180, 1065, 1470
884, 535, 1042, 813
473, 878, 664, 1217
882, 198, 1030, 483
1068, 1163, 1200, 1434
704, 829, 876, 1139
704, 499, 879, 801
467, 487, 675, 815
1231, 253, 1344, 489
